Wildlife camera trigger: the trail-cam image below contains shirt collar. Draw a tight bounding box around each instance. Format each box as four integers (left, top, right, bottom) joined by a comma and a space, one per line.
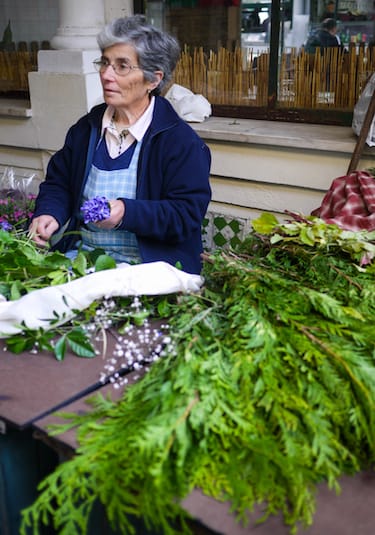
102, 97, 155, 141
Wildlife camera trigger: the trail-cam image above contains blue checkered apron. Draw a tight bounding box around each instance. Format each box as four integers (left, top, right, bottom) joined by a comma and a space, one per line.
80, 138, 142, 264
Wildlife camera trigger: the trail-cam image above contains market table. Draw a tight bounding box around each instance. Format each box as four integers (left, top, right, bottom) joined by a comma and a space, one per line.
0, 340, 110, 431
0, 334, 138, 433
32, 372, 144, 456
2, 333, 375, 535
0, 324, 164, 535
0, 317, 163, 431
31, 367, 375, 535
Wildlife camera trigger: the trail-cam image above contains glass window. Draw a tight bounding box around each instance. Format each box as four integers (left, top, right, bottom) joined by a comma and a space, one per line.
147, 0, 375, 125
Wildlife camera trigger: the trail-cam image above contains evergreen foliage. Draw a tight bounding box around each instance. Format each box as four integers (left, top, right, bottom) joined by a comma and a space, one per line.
20, 215, 375, 534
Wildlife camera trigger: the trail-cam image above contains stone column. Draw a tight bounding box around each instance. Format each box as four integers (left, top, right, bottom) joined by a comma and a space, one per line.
51, 0, 105, 50
28, 0, 106, 152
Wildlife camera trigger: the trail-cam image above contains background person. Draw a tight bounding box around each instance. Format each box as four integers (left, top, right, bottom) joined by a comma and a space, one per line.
304, 18, 342, 53
29, 15, 212, 275
320, 0, 336, 21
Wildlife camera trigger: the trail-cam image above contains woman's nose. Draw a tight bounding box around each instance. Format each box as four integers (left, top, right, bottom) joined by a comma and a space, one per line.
100, 64, 116, 81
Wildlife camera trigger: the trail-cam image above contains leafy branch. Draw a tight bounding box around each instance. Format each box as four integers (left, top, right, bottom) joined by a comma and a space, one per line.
19, 215, 375, 535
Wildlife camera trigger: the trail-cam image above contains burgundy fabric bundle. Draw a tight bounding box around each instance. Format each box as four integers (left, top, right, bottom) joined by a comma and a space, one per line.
311, 170, 375, 231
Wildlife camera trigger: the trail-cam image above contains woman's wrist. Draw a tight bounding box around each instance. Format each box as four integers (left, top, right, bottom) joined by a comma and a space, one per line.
113, 199, 125, 229
113, 218, 123, 230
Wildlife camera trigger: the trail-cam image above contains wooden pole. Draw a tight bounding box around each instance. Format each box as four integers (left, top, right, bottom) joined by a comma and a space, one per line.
268, 0, 280, 107
347, 82, 375, 174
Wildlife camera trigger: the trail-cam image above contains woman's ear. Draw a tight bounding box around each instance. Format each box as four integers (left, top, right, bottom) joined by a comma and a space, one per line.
150, 70, 164, 91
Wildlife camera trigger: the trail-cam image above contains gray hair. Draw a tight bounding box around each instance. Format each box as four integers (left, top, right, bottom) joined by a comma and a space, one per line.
97, 15, 180, 95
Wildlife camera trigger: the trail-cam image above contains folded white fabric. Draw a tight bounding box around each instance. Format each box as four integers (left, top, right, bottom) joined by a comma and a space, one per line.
0, 261, 203, 336
165, 83, 212, 123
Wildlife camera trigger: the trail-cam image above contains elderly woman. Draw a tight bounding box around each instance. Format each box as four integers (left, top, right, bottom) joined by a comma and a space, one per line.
29, 15, 211, 274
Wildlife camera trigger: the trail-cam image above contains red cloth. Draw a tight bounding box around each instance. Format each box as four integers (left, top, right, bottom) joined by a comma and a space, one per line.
311, 171, 375, 231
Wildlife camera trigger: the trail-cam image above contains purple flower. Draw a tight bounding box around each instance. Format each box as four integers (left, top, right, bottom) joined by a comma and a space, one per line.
0, 221, 12, 231
0, 190, 36, 229
81, 196, 111, 224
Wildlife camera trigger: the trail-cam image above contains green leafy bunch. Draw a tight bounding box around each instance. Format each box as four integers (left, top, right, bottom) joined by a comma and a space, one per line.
0, 230, 117, 358
252, 211, 375, 266
20, 215, 375, 535
0, 230, 116, 301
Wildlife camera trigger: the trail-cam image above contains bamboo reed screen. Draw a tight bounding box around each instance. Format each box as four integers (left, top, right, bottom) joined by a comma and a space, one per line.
0, 50, 38, 92
174, 44, 375, 110
1, 42, 373, 111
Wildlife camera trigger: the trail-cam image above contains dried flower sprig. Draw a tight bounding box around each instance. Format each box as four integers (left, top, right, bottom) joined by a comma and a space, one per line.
79, 295, 174, 388
81, 196, 111, 224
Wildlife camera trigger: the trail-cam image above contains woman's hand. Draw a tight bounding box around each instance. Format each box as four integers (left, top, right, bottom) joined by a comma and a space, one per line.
94, 199, 125, 229
28, 215, 59, 247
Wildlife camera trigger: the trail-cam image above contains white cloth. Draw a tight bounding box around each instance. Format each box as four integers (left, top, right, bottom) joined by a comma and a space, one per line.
0, 262, 203, 336
165, 84, 211, 123
352, 73, 375, 147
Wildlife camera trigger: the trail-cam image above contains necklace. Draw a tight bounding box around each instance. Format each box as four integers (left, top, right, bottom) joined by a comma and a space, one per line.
110, 113, 129, 155
110, 100, 150, 155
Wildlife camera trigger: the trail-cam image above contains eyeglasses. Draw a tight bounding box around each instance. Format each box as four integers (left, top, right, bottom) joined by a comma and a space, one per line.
93, 58, 140, 76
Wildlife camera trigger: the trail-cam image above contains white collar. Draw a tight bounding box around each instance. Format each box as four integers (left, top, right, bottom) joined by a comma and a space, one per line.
102, 97, 155, 141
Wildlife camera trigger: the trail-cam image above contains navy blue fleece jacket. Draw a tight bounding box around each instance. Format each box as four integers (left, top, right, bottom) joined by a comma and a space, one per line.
33, 96, 212, 274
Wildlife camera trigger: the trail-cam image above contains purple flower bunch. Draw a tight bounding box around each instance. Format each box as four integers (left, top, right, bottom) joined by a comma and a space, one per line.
81, 196, 111, 224
0, 221, 12, 231
0, 190, 36, 231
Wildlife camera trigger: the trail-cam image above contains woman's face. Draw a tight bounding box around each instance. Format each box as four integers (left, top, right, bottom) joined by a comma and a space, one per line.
99, 43, 154, 111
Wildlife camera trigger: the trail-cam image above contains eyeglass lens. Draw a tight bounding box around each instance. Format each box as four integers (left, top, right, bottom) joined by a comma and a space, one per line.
94, 59, 135, 76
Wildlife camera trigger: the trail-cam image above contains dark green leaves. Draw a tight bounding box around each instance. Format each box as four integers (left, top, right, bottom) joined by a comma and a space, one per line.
4, 324, 95, 360
0, 231, 116, 300
54, 328, 96, 361
5, 324, 55, 354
